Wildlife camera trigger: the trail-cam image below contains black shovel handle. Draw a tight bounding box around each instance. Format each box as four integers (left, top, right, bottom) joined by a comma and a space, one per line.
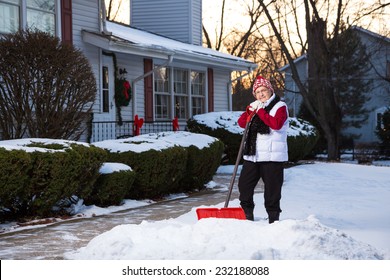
224, 112, 254, 208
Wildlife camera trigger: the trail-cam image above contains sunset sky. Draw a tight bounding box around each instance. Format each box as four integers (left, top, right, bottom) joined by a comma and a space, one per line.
105, 0, 388, 47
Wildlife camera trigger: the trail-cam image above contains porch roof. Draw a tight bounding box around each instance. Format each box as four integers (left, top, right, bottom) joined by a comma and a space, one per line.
82, 21, 257, 71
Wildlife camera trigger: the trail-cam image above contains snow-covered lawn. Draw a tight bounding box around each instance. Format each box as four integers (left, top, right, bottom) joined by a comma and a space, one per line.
63, 161, 390, 260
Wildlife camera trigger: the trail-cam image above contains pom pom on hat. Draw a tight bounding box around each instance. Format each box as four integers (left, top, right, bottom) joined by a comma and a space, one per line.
252, 75, 274, 95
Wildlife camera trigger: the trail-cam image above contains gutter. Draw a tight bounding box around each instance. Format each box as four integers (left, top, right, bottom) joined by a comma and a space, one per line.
100, 0, 112, 35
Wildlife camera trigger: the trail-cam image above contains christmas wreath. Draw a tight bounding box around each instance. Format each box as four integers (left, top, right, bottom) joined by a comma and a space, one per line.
115, 77, 131, 107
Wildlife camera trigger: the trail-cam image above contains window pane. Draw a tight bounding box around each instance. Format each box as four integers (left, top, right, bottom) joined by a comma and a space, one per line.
174, 69, 188, 94
0, 1, 19, 33
192, 97, 204, 116
154, 67, 169, 93
27, 0, 55, 12
27, 0, 55, 35
191, 71, 205, 115
191, 71, 205, 96
173, 69, 188, 119
175, 96, 187, 119
27, 9, 55, 34
155, 94, 170, 119
102, 66, 109, 113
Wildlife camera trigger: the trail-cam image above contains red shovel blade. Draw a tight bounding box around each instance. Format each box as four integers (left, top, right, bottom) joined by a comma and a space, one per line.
196, 207, 246, 220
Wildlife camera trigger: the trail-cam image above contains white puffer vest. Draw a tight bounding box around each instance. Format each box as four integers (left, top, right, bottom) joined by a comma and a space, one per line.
243, 101, 289, 162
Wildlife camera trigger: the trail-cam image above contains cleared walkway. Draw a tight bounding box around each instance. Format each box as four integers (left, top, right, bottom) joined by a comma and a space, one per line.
0, 174, 264, 260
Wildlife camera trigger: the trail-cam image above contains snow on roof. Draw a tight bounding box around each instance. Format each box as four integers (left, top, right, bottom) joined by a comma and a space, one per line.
82, 21, 257, 71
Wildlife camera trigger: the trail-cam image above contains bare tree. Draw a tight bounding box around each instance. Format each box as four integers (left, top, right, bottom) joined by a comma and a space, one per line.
0, 30, 96, 140
106, 0, 129, 24
258, 0, 388, 160
203, 0, 287, 96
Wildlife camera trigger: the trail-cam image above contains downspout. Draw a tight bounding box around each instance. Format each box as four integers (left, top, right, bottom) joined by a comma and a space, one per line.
100, 0, 112, 35
227, 68, 254, 111
131, 55, 174, 120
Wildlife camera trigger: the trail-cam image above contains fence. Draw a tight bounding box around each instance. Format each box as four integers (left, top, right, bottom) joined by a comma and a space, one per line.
340, 142, 390, 163
89, 120, 185, 142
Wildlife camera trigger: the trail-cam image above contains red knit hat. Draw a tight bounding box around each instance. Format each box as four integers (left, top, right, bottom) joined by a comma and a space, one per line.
252, 75, 274, 95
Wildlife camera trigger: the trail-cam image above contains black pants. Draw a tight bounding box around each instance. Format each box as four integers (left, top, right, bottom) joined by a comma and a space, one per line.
238, 160, 284, 219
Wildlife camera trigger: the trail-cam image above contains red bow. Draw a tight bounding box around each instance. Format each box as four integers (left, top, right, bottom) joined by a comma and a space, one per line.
172, 117, 179, 131
133, 115, 144, 136
123, 81, 130, 100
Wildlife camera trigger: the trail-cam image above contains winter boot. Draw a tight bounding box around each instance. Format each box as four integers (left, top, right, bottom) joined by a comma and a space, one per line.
268, 211, 280, 224
241, 205, 254, 221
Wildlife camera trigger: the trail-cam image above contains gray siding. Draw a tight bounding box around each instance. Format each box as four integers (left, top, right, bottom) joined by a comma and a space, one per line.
115, 53, 145, 119
342, 30, 390, 143
191, 0, 202, 45
72, 1, 101, 114
131, 0, 202, 45
213, 70, 231, 111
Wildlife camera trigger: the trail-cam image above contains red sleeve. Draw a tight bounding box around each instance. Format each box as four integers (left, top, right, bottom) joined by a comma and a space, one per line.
257, 105, 288, 130
237, 111, 249, 128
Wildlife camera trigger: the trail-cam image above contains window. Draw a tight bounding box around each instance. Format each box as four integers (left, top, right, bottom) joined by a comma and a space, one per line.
191, 71, 205, 116
153, 66, 206, 120
0, 0, 19, 33
154, 67, 170, 119
376, 113, 383, 130
102, 66, 109, 113
174, 69, 188, 119
27, 0, 56, 35
0, 0, 57, 35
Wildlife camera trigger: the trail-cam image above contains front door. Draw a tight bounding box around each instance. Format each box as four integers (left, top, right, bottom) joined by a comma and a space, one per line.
91, 54, 116, 142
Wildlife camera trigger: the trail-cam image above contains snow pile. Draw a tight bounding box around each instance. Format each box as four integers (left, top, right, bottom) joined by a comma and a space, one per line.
92, 131, 218, 153
64, 215, 383, 260
0, 138, 89, 153
64, 162, 390, 260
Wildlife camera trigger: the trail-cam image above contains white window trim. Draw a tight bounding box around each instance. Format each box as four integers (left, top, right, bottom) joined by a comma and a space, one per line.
153, 64, 207, 121
1, 0, 61, 37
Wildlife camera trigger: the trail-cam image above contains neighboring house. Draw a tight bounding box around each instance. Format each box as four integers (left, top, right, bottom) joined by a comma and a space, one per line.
280, 26, 390, 144
0, 0, 257, 142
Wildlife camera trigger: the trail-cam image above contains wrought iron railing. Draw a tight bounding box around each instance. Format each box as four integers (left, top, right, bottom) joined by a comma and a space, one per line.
89, 120, 186, 142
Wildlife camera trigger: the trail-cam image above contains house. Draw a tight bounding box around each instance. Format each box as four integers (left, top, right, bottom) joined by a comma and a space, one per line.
280, 26, 390, 144
281, 26, 390, 145
0, 0, 257, 142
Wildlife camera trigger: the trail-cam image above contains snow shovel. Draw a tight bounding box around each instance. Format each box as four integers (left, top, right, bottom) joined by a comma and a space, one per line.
196, 111, 256, 220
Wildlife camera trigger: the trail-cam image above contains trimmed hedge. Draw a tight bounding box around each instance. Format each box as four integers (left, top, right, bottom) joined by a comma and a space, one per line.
0, 149, 32, 219
187, 112, 319, 163
0, 132, 224, 220
94, 132, 224, 199
106, 146, 188, 199
187, 118, 241, 165
180, 140, 224, 191
0, 141, 107, 220
287, 118, 320, 162
85, 169, 136, 207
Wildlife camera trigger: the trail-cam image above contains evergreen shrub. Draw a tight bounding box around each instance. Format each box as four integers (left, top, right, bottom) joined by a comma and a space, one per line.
187, 118, 241, 165
0, 148, 32, 220
0, 142, 107, 220
179, 140, 224, 191
106, 147, 188, 199
85, 169, 136, 207
100, 133, 224, 199
187, 113, 319, 163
